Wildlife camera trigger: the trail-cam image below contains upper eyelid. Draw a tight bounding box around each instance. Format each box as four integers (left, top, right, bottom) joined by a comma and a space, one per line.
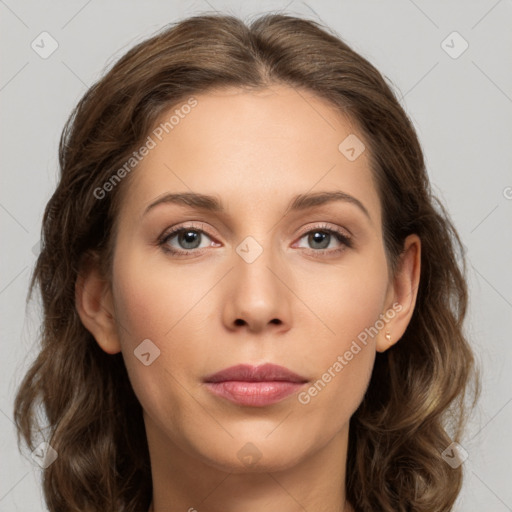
295, 222, 351, 238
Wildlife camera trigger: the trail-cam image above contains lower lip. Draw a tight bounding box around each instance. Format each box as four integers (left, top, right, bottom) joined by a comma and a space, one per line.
204, 381, 306, 406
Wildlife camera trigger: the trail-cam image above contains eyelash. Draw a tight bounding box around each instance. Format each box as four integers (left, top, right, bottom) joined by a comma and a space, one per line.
157, 222, 353, 257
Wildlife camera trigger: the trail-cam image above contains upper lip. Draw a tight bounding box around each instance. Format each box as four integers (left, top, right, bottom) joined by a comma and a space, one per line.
203, 363, 308, 383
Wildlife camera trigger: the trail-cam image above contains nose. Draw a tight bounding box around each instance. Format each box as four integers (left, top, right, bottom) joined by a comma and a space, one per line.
221, 239, 292, 334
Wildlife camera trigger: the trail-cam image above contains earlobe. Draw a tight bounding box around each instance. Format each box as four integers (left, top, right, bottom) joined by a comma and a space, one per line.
376, 329, 394, 353
376, 234, 421, 353
75, 253, 121, 355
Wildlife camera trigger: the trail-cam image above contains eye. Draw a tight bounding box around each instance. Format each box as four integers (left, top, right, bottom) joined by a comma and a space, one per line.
158, 223, 218, 256
295, 224, 352, 255
157, 222, 352, 258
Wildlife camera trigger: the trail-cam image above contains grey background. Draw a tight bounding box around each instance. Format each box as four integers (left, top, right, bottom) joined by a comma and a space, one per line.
1, 0, 511, 510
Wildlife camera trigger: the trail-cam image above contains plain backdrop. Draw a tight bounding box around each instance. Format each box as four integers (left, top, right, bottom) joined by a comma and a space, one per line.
1, 0, 511, 510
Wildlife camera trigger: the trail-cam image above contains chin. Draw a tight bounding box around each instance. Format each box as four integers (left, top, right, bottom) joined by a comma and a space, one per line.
195, 436, 311, 474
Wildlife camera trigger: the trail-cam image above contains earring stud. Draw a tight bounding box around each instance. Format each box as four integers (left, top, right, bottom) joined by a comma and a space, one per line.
385, 331, 391, 342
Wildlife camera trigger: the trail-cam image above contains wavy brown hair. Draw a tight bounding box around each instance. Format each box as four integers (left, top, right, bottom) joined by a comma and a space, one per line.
13, 12, 479, 512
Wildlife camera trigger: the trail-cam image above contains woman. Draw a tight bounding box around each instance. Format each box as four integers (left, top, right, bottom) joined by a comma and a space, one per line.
14, 12, 479, 512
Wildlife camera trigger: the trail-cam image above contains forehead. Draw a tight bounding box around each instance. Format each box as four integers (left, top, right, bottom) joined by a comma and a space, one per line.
117, 85, 381, 224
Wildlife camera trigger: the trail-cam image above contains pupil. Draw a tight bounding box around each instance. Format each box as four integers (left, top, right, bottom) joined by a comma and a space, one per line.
180, 231, 200, 248
310, 231, 329, 249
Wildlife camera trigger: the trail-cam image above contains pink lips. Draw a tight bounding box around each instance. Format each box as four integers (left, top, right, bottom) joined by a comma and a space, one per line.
203, 363, 308, 407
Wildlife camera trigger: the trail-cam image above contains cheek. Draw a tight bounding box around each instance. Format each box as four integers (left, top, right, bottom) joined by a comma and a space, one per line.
112, 245, 204, 344
110, 247, 224, 425
294, 253, 388, 421
300, 248, 389, 346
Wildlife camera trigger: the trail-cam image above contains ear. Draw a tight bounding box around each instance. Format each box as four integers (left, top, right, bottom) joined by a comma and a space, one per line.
75, 252, 121, 355
376, 234, 421, 353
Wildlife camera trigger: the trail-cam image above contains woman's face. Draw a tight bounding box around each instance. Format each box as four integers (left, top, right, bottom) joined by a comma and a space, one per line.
94, 85, 411, 472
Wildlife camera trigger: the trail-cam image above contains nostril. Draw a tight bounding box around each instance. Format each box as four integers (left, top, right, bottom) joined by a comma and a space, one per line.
234, 319, 245, 326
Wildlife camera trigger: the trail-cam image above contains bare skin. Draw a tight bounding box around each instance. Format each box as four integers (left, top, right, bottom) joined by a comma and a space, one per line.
76, 84, 421, 512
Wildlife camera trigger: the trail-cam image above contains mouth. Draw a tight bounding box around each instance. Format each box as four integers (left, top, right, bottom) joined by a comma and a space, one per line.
203, 363, 309, 407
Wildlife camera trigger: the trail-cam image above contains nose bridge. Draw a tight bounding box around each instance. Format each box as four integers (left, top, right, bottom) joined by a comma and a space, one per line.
234, 233, 280, 298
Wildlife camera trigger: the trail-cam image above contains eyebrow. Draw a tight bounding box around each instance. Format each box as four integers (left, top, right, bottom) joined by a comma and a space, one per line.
143, 190, 371, 220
